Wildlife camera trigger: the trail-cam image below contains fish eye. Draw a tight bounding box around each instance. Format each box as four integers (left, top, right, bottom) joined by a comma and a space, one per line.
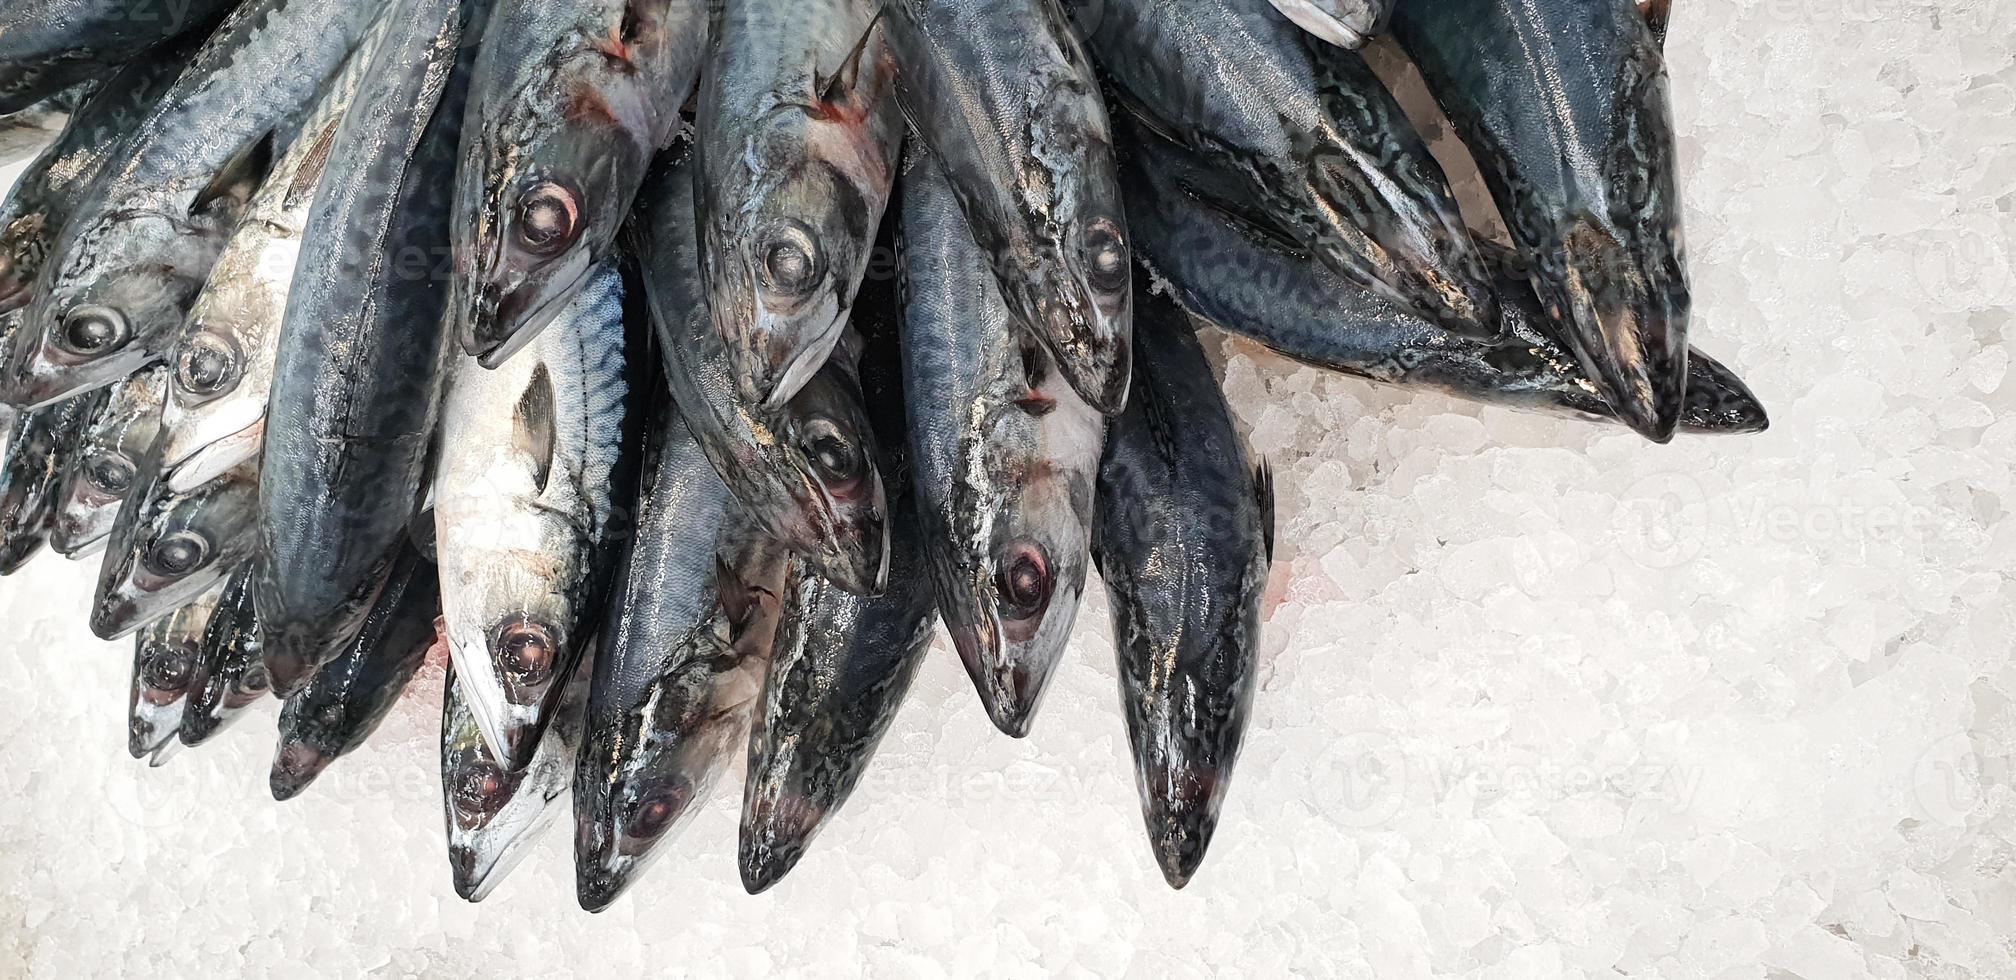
995, 542, 1054, 621
756, 223, 822, 298
494, 619, 557, 683
144, 530, 210, 578
315, 702, 347, 729
798, 417, 862, 489
514, 180, 581, 256
623, 783, 691, 840
141, 644, 196, 693
1083, 218, 1130, 294
85, 455, 136, 495
239, 664, 270, 694
453, 761, 512, 817
176, 334, 240, 398
57, 305, 129, 356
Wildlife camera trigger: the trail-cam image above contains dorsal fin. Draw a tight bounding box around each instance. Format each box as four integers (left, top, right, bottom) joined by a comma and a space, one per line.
512, 364, 556, 494
716, 555, 774, 632
1253, 460, 1275, 564
191, 131, 276, 217
284, 121, 343, 211
817, 7, 887, 106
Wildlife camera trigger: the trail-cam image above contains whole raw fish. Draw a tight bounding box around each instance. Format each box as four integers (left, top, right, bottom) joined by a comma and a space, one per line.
693, 0, 902, 410
882, 0, 1131, 414
1096, 284, 1272, 889
48, 365, 165, 557
434, 262, 639, 770
573, 410, 787, 912
898, 156, 1100, 736
1391, 0, 1691, 441
629, 149, 889, 596
452, 0, 709, 366
2, 0, 387, 409
257, 0, 488, 695
1075, 0, 1495, 337
179, 568, 271, 747
271, 548, 439, 798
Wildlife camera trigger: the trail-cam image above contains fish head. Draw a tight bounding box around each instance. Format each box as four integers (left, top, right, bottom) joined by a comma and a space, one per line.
573, 645, 733, 911
127, 613, 208, 758
270, 697, 351, 801
1110, 533, 1269, 889
737, 769, 832, 895
90, 461, 257, 640
51, 371, 165, 556
445, 595, 584, 772
937, 367, 1099, 737
443, 732, 542, 900
157, 307, 268, 478
711, 106, 896, 412
50, 445, 137, 556
454, 33, 661, 368
5, 260, 198, 408
775, 360, 888, 594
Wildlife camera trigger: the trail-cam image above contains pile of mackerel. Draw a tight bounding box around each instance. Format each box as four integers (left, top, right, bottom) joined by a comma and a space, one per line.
0, 0, 1762, 905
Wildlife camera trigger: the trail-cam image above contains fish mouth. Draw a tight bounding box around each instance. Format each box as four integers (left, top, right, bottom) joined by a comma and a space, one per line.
1033, 294, 1132, 416
163, 421, 265, 494
128, 706, 183, 759
1683, 350, 1770, 435
448, 844, 503, 903
48, 503, 108, 557
449, 626, 558, 773
757, 310, 848, 413
269, 738, 335, 801
947, 619, 1049, 738
1556, 220, 1690, 443
737, 789, 828, 895
0, 530, 44, 575
90, 591, 154, 641
1138, 759, 1229, 889
572, 814, 641, 913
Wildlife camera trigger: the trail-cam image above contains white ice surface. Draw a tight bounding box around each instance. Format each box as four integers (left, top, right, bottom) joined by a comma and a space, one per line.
4, 3, 2016, 976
